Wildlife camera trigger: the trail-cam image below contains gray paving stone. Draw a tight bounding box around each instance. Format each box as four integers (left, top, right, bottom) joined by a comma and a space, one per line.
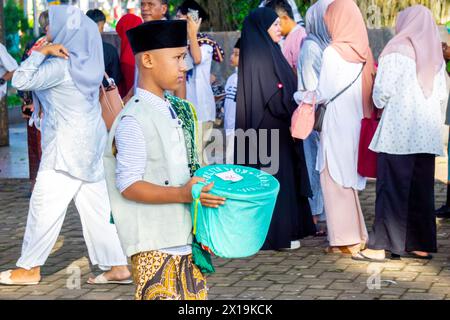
1, 178, 450, 300
401, 293, 446, 300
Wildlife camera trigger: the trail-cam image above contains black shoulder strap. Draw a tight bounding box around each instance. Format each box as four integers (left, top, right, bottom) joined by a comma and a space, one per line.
325, 62, 366, 106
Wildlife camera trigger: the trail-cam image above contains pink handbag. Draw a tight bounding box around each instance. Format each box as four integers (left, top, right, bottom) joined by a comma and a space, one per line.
291, 93, 316, 140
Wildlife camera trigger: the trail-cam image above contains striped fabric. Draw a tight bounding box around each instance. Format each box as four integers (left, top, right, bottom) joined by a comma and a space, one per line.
114, 88, 192, 256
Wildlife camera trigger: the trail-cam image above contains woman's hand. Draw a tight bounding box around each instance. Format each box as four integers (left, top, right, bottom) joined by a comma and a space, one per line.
181, 176, 226, 208
39, 44, 69, 59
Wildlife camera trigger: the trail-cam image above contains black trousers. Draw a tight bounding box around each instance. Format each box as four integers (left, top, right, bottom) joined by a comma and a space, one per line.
368, 153, 437, 254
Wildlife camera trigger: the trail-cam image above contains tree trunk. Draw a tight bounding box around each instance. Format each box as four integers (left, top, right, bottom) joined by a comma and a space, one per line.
198, 0, 234, 31
0, 0, 9, 147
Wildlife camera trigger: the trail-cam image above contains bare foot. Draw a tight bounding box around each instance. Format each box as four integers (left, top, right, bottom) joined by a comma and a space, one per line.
345, 243, 365, 255
325, 246, 357, 254
9, 267, 41, 284
313, 215, 319, 225
87, 265, 131, 284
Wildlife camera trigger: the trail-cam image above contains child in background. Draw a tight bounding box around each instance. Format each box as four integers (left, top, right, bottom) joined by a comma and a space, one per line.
176, 0, 225, 166
224, 38, 240, 164
266, 0, 307, 73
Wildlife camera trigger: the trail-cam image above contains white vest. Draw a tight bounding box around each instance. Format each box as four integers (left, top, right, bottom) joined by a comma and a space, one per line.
103, 96, 193, 257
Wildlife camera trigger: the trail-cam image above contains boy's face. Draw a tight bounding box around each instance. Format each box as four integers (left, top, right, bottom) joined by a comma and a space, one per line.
279, 14, 294, 37
97, 21, 105, 33
230, 48, 239, 68
175, 10, 187, 20
139, 47, 188, 91
141, 0, 168, 22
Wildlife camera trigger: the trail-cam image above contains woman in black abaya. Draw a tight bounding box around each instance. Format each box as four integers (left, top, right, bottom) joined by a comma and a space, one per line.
235, 7, 315, 250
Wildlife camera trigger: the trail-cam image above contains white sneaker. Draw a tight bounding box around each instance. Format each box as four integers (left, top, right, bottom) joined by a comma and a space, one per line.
279, 240, 301, 251
290, 240, 301, 249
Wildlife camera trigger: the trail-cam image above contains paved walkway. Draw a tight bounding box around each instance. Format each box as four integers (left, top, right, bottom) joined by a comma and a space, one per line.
0, 178, 450, 300
0, 123, 29, 179
1, 123, 450, 300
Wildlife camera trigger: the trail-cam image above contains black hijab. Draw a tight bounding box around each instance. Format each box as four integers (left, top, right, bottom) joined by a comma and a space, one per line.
236, 7, 298, 130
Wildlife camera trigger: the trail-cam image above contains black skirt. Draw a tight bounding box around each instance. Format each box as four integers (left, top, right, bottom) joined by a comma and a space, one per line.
368, 153, 437, 254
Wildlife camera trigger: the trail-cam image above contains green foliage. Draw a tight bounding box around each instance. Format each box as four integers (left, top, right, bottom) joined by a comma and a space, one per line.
4, 0, 33, 62
7, 94, 21, 108
169, 0, 184, 15
294, 0, 314, 18
226, 0, 261, 31
168, 0, 314, 31
168, 0, 260, 30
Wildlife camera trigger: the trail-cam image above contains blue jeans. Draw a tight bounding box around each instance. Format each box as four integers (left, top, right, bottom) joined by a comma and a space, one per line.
303, 131, 326, 221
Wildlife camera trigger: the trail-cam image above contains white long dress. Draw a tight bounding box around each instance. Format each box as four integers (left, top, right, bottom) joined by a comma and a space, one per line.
313, 46, 368, 246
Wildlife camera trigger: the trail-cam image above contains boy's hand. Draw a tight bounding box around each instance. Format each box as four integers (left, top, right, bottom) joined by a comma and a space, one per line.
182, 177, 226, 208
187, 16, 202, 40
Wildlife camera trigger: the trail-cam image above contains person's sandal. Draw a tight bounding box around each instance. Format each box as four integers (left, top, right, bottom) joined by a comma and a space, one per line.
87, 273, 133, 285
0, 270, 40, 286
351, 252, 387, 263
404, 252, 433, 260
315, 230, 327, 237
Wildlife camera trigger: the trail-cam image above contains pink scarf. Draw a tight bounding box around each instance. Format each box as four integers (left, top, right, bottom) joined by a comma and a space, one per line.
324, 0, 375, 119
380, 5, 444, 98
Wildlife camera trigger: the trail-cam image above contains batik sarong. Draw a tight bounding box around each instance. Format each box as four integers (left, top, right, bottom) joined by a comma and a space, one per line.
131, 251, 208, 300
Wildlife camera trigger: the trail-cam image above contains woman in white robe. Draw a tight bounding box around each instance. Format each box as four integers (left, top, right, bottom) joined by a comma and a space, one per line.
307, 0, 376, 254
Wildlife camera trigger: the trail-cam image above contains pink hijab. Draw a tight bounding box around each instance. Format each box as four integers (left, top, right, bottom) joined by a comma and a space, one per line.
380, 5, 444, 98
324, 0, 375, 119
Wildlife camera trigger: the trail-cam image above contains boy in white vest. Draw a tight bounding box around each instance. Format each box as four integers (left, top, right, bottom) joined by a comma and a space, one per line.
103, 20, 225, 300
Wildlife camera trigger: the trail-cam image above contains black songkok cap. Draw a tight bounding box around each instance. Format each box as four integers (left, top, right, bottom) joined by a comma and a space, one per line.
126, 20, 187, 55
234, 38, 241, 49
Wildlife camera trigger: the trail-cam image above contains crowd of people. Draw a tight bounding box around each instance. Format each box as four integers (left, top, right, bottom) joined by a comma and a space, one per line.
0, 0, 448, 301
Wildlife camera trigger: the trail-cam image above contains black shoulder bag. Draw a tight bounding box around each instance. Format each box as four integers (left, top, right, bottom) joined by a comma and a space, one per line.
314, 62, 365, 132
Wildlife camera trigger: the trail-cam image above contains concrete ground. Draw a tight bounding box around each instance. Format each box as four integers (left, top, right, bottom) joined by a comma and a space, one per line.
1, 122, 450, 300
